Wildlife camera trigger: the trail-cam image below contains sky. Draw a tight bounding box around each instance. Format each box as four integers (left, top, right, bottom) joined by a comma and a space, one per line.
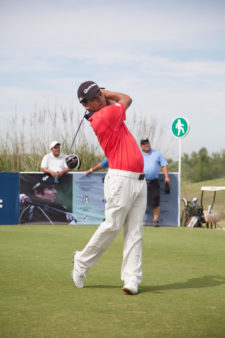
0, 0, 225, 159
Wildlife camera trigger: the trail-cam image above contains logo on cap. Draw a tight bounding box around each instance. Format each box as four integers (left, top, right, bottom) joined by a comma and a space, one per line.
83, 83, 97, 94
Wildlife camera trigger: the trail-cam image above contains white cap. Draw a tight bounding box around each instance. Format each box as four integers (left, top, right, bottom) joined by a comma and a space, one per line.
50, 141, 60, 150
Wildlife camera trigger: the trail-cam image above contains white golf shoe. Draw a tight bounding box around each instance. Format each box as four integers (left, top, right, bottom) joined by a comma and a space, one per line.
122, 280, 138, 295
71, 251, 86, 288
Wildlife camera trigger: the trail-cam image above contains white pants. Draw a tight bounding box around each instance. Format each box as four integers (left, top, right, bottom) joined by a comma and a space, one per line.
75, 169, 147, 284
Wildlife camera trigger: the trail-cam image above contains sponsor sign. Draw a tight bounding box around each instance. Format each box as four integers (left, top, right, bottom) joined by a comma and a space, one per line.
0, 173, 19, 225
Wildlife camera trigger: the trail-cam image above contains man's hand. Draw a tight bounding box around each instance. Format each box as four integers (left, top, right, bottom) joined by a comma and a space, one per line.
66, 213, 77, 222
165, 177, 171, 185
162, 166, 171, 185
55, 168, 70, 179
50, 170, 58, 178
20, 194, 29, 203
57, 171, 64, 178
86, 169, 93, 176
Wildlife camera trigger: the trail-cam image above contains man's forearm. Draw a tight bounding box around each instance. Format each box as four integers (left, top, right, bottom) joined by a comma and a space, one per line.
86, 163, 103, 175
58, 168, 70, 177
62, 168, 70, 174
41, 168, 52, 175
41, 168, 56, 177
162, 166, 170, 183
101, 89, 132, 109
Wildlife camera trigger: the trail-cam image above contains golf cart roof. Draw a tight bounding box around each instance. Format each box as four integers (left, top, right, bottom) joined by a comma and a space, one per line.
201, 186, 225, 192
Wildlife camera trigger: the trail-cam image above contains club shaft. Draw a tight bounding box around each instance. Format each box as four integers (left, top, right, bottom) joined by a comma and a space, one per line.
68, 114, 85, 154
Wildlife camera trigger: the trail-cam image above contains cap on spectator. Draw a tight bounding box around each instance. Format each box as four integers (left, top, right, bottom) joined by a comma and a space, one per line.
140, 137, 150, 145
50, 141, 60, 150
77, 81, 103, 103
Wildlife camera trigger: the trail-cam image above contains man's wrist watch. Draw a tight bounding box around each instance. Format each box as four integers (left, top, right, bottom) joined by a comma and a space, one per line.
90, 168, 93, 172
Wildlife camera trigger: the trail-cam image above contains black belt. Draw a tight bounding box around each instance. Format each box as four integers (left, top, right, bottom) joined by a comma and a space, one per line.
146, 178, 158, 184
138, 174, 145, 180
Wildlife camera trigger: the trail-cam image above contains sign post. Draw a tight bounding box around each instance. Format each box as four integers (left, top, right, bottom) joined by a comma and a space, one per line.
171, 117, 190, 226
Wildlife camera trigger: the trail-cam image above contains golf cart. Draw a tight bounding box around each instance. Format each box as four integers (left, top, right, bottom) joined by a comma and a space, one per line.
181, 186, 225, 228
200, 186, 225, 228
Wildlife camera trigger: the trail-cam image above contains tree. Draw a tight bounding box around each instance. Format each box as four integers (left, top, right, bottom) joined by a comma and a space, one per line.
181, 147, 225, 182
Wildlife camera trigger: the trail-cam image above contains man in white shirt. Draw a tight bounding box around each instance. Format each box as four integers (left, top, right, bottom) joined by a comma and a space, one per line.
41, 141, 70, 180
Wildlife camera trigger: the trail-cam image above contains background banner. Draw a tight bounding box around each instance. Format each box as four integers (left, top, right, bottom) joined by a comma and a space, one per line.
73, 172, 179, 226
0, 172, 19, 225
0, 172, 178, 226
73, 172, 106, 225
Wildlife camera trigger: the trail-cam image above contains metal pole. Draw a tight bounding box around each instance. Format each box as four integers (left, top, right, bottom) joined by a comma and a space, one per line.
178, 138, 181, 226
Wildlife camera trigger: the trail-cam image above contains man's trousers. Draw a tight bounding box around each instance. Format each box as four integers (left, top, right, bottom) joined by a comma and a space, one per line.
75, 169, 147, 284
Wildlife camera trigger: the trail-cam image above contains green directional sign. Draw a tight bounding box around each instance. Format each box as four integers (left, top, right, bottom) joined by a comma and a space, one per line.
172, 117, 190, 138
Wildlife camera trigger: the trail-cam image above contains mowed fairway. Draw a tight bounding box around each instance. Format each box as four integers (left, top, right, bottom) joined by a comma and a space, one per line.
0, 225, 224, 338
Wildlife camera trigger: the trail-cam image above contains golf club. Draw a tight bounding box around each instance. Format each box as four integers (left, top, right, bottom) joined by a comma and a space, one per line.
65, 113, 86, 170
20, 198, 78, 222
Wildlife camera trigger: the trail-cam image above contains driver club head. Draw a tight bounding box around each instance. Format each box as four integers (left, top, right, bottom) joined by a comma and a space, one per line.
65, 154, 81, 170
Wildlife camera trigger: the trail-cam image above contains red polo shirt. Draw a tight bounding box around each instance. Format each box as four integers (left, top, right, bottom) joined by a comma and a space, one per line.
88, 103, 144, 173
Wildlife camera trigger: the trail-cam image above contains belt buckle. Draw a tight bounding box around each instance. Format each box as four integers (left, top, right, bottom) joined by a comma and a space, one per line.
138, 174, 145, 180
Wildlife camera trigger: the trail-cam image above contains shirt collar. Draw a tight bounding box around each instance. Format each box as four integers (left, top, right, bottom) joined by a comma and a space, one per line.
50, 152, 62, 159
141, 149, 151, 155
84, 111, 95, 120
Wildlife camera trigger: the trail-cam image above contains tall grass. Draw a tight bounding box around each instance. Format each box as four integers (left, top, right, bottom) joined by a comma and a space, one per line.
0, 106, 175, 172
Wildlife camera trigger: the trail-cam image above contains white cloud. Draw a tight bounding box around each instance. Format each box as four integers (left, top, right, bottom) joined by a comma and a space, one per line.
1, 0, 225, 60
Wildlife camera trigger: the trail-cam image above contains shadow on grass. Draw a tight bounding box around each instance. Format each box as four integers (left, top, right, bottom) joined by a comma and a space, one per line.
79, 276, 225, 294
85, 285, 119, 289
139, 275, 225, 294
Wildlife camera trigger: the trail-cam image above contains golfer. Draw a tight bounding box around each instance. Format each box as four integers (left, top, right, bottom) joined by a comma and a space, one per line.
72, 81, 147, 295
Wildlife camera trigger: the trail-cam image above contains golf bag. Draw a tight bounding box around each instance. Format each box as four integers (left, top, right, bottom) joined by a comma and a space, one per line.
181, 197, 204, 227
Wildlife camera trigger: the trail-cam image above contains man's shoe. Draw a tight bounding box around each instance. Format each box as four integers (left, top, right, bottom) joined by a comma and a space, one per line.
153, 220, 160, 227
71, 268, 85, 288
71, 251, 85, 288
122, 281, 138, 295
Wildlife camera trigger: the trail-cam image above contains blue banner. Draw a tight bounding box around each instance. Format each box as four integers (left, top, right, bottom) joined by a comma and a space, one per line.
0, 172, 19, 225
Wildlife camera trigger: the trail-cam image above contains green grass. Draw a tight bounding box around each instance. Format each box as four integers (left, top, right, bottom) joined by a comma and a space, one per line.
0, 225, 225, 338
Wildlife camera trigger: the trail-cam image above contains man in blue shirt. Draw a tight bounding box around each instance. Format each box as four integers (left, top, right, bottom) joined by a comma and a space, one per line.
140, 137, 171, 226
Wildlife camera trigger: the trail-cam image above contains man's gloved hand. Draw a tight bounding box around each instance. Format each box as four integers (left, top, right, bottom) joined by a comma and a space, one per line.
66, 213, 77, 223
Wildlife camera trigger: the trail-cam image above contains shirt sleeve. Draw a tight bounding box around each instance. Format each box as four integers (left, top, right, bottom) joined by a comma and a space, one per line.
102, 103, 126, 131
41, 154, 49, 168
159, 153, 168, 167
100, 157, 109, 168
